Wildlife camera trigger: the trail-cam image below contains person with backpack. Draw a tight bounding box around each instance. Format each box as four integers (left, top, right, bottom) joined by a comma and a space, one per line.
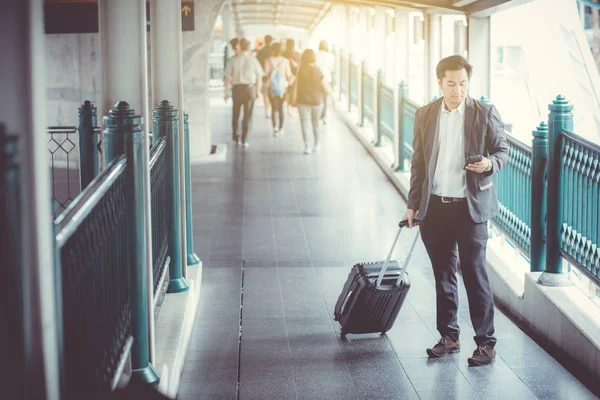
264, 42, 294, 136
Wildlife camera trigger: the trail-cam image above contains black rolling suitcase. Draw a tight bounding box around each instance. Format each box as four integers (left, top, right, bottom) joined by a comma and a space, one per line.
333, 220, 420, 336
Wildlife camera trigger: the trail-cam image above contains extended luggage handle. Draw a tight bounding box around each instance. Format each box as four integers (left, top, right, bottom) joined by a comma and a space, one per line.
375, 219, 421, 288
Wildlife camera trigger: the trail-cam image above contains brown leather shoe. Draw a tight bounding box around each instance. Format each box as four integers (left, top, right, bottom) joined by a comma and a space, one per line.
426, 338, 460, 357
467, 346, 496, 366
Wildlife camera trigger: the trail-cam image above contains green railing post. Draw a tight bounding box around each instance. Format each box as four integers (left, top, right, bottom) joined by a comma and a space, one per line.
360, 60, 366, 127
374, 69, 383, 147
1, 125, 25, 399
184, 113, 200, 265
395, 81, 408, 172
331, 45, 337, 90
103, 101, 160, 385
153, 100, 189, 293
151, 103, 165, 146
78, 100, 100, 190
347, 54, 352, 113
531, 122, 548, 272
539, 95, 573, 287
338, 49, 344, 102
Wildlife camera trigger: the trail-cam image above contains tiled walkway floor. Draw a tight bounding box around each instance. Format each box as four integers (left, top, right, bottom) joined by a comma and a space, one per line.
177, 96, 598, 400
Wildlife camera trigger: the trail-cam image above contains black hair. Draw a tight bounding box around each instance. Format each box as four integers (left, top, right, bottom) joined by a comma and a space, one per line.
436, 55, 473, 81
300, 49, 316, 67
239, 38, 250, 51
319, 40, 328, 52
271, 42, 282, 56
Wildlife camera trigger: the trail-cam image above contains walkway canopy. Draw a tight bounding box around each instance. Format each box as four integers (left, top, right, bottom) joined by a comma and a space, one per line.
231, 0, 516, 33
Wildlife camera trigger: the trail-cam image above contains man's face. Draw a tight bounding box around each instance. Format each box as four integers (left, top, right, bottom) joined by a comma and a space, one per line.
438, 68, 469, 108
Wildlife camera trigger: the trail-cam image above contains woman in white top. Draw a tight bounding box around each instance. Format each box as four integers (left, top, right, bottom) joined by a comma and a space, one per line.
264, 42, 294, 136
316, 40, 335, 124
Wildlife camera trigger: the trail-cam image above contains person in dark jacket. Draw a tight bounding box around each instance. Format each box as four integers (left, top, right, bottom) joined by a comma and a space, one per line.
402, 55, 509, 366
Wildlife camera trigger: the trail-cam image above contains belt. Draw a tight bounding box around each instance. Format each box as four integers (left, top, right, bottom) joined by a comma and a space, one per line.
434, 195, 466, 204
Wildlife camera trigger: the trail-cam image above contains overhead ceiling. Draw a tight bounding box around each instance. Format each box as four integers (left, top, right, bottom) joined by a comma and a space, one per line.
230, 0, 512, 33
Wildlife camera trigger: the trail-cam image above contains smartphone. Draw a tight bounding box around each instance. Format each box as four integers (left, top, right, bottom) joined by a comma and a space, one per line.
464, 155, 483, 169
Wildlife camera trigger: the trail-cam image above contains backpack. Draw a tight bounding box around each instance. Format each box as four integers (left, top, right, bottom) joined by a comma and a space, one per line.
269, 59, 288, 96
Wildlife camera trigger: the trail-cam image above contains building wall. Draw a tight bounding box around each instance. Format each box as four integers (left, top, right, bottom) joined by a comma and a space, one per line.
43, 0, 225, 158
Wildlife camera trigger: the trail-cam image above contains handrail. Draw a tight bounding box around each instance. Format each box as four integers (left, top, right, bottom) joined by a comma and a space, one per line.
403, 97, 421, 110
149, 135, 167, 167
506, 131, 532, 154
55, 155, 127, 248
562, 129, 600, 153
48, 126, 77, 133
577, 0, 600, 10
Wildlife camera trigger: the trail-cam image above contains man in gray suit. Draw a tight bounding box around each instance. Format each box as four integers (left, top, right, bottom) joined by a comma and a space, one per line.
402, 55, 509, 366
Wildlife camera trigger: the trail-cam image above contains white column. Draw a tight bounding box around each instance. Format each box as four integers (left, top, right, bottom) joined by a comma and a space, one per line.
98, 0, 154, 363
467, 16, 491, 99
151, 0, 188, 281
425, 14, 442, 103
1, 1, 61, 399
395, 8, 411, 86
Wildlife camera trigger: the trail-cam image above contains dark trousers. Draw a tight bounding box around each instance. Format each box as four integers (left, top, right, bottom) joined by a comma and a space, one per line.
232, 84, 255, 143
419, 195, 496, 348
270, 95, 285, 130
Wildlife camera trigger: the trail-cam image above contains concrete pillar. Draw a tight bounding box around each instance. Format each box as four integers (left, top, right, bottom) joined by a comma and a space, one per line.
467, 16, 491, 99
394, 8, 411, 87
98, 0, 154, 366
151, 0, 188, 285
183, 0, 226, 161
425, 14, 442, 103
0, 1, 62, 399
221, 2, 236, 53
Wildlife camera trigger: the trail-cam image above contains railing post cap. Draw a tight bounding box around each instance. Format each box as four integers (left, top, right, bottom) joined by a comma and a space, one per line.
153, 100, 178, 119
78, 100, 96, 115
103, 101, 143, 127
533, 121, 548, 138
548, 95, 574, 112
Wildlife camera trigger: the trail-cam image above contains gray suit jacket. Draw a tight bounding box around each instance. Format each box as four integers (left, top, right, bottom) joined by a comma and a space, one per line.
407, 96, 509, 223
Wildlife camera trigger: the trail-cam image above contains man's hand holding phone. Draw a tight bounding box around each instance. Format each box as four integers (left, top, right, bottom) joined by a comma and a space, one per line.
464, 155, 491, 174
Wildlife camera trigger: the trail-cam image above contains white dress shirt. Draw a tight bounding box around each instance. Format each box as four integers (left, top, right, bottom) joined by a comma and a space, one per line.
224, 53, 264, 85
431, 99, 467, 198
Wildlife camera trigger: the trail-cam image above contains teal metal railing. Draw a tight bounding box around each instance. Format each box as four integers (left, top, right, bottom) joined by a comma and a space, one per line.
340, 55, 348, 100
350, 62, 359, 108
149, 137, 170, 297
493, 135, 533, 254
55, 155, 133, 396
47, 101, 102, 219
363, 73, 374, 124
401, 97, 418, 164
379, 83, 394, 142
560, 130, 600, 282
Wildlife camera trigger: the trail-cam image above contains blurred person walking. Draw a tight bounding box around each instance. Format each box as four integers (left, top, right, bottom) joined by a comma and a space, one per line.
291, 49, 334, 154
316, 40, 334, 125
284, 38, 301, 116
257, 34, 274, 119
264, 42, 294, 137
224, 38, 264, 149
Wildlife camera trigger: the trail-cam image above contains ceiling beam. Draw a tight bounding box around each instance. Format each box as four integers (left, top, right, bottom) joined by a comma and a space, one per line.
329, 0, 461, 12
237, 18, 311, 29
464, 0, 533, 16
231, 1, 325, 11
308, 2, 332, 34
